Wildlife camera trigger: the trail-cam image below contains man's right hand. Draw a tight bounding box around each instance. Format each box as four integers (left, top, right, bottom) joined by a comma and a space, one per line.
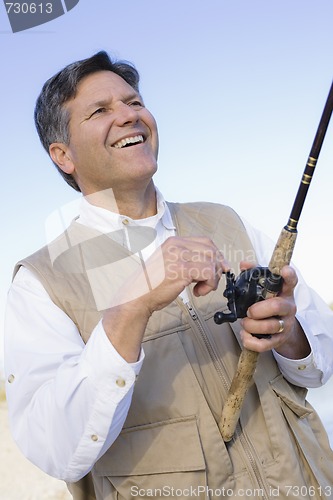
141, 236, 227, 312
102, 236, 227, 362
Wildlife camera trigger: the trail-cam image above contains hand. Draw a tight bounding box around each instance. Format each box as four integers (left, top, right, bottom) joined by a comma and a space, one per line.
140, 236, 228, 313
240, 263, 311, 359
102, 236, 227, 362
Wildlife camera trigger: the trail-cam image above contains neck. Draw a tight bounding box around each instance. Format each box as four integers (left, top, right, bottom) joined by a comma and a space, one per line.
84, 181, 157, 219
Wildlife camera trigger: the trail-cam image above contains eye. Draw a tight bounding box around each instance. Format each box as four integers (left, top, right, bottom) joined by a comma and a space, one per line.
129, 100, 144, 109
90, 107, 107, 118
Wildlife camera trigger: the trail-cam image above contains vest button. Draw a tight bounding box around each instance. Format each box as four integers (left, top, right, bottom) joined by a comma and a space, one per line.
116, 377, 126, 387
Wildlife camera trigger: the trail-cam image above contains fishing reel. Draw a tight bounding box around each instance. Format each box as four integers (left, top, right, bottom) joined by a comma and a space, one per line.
214, 267, 283, 330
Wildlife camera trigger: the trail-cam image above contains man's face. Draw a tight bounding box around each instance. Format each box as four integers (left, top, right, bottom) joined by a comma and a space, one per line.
60, 70, 159, 195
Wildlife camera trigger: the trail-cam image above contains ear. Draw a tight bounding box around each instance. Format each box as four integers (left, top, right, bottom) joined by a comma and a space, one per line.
49, 143, 75, 175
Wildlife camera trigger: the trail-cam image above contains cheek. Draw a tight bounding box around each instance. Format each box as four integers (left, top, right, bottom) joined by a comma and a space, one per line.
70, 132, 102, 157
145, 112, 159, 155
150, 115, 159, 137
142, 109, 158, 132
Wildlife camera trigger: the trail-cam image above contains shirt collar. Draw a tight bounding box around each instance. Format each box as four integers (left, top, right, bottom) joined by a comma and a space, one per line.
77, 187, 175, 233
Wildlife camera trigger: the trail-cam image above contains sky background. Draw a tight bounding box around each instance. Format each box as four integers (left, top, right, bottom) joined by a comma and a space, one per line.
1, 0, 333, 435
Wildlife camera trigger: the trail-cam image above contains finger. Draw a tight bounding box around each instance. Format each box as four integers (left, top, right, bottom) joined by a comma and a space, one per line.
171, 236, 220, 254
167, 237, 228, 270
242, 314, 290, 337
173, 238, 229, 281
162, 238, 226, 295
240, 328, 284, 352
239, 259, 257, 271
279, 265, 298, 296
246, 294, 294, 320
192, 260, 224, 296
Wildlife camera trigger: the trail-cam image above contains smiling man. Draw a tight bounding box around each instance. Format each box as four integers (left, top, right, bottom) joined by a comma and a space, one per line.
5, 51, 333, 500
50, 71, 159, 212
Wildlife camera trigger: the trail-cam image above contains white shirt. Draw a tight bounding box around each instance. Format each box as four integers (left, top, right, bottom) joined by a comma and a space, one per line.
5, 193, 333, 482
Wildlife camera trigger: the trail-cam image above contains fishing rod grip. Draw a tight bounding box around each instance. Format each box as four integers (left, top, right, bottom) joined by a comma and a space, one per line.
218, 348, 259, 441
268, 226, 298, 274
219, 227, 297, 442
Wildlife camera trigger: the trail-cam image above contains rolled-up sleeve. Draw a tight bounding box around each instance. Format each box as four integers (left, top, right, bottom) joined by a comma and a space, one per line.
5, 266, 144, 482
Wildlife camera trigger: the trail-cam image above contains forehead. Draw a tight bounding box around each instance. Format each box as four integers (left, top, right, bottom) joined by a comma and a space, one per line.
66, 71, 137, 113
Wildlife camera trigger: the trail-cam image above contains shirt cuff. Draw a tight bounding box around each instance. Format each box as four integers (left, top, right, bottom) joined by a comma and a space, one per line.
81, 320, 145, 393
273, 349, 314, 372
273, 321, 323, 388
100, 320, 145, 377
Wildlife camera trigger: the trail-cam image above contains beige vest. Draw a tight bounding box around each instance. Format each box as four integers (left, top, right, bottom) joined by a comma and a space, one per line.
17, 202, 333, 500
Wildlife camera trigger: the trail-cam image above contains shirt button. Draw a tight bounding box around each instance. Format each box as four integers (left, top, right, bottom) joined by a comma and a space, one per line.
122, 219, 129, 225
298, 364, 307, 371
116, 377, 126, 388
7, 374, 15, 384
91, 434, 98, 442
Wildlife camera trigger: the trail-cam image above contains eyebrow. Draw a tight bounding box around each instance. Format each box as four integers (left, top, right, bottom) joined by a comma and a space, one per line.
84, 91, 142, 115
83, 99, 110, 116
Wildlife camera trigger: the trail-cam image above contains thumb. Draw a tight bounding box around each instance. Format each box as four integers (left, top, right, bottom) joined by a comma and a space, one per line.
279, 265, 298, 296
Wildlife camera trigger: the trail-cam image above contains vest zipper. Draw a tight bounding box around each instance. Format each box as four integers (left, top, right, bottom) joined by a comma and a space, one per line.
181, 298, 270, 500
236, 429, 270, 500
183, 300, 231, 397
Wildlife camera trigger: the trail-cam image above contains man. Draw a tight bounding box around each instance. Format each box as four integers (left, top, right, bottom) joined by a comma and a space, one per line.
5, 51, 333, 500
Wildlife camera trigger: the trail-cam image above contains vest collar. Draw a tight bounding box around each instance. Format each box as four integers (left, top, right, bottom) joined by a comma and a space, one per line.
77, 187, 175, 233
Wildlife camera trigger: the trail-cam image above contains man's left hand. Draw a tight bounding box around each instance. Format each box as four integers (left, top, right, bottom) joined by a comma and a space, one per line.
240, 265, 311, 359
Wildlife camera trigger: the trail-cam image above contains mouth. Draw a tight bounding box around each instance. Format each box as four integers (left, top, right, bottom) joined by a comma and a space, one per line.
112, 134, 145, 149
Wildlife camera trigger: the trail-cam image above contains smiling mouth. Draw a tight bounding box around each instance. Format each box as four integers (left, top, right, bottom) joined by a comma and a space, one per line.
112, 135, 144, 149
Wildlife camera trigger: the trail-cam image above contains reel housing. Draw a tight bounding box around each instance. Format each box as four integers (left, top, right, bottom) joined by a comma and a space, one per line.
214, 267, 283, 333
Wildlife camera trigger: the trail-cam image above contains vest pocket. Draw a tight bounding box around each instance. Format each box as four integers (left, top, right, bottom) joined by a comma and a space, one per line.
270, 373, 310, 417
93, 416, 208, 499
270, 374, 333, 492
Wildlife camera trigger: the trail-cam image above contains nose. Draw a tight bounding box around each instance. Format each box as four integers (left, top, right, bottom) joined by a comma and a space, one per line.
113, 101, 139, 126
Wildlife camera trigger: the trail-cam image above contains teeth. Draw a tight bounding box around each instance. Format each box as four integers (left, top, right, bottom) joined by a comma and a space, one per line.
113, 135, 144, 149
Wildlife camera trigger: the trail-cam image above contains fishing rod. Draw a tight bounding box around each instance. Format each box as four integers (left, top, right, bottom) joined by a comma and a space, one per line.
214, 79, 333, 442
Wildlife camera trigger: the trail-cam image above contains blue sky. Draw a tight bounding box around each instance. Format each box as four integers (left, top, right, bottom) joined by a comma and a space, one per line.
1, 0, 333, 375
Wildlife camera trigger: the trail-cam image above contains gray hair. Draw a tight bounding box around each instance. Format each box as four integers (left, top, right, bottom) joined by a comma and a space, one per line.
34, 51, 140, 191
